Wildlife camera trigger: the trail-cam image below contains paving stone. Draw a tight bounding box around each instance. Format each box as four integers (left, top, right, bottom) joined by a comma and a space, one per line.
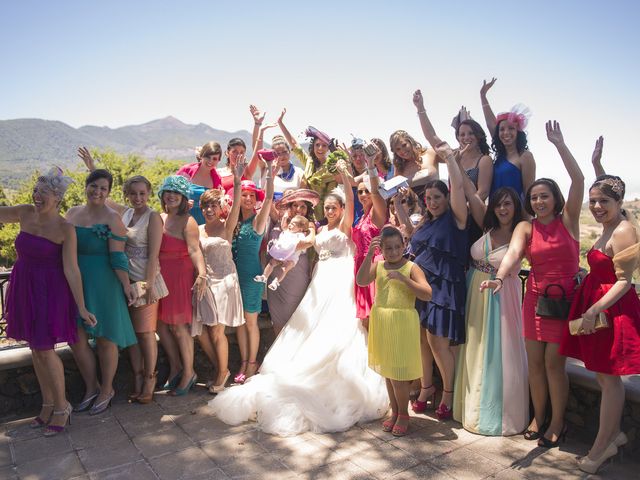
349, 442, 420, 479
89, 460, 159, 480
299, 458, 372, 480
200, 432, 268, 467
117, 411, 175, 438
311, 427, 385, 455
389, 427, 460, 461
13, 432, 74, 465
69, 420, 130, 450
179, 415, 255, 443
274, 437, 346, 474
0, 465, 18, 479
17, 451, 85, 480
132, 425, 194, 459
391, 462, 454, 479
428, 446, 504, 479
78, 437, 142, 473
147, 446, 224, 480
219, 452, 296, 479
512, 449, 588, 480
466, 436, 538, 467
487, 468, 530, 479
0, 440, 12, 467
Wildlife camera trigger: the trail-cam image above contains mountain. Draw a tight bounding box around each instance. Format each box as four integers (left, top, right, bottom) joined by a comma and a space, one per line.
0, 116, 253, 187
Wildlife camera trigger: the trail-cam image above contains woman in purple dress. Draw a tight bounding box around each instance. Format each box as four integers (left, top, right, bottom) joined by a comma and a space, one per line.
3, 168, 96, 436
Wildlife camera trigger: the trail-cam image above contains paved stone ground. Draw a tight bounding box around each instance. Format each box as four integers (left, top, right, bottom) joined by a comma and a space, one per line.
1, 386, 637, 480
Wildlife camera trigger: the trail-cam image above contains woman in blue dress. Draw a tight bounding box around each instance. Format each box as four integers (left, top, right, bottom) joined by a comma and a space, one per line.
66, 169, 138, 415
232, 156, 275, 384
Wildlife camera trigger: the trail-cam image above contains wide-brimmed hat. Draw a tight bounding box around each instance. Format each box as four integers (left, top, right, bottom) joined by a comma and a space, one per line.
229, 180, 265, 202
158, 175, 191, 200
276, 188, 320, 209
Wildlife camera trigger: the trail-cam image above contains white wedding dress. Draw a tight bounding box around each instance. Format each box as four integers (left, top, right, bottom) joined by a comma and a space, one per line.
208, 227, 388, 436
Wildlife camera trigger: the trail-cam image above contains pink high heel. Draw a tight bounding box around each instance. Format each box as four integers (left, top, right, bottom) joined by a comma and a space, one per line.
411, 385, 436, 413
435, 389, 453, 420
234, 361, 248, 384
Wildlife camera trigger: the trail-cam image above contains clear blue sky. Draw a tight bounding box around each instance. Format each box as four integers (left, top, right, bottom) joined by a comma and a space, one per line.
1, 0, 639, 195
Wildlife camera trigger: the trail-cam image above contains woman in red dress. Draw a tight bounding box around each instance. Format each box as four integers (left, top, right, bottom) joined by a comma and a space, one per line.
559, 169, 640, 474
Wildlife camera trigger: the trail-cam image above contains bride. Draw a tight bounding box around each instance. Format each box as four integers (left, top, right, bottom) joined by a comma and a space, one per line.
208, 160, 388, 436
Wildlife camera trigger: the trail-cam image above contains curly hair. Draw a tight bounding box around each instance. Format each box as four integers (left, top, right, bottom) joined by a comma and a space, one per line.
492, 120, 529, 157
389, 130, 426, 174
456, 120, 490, 156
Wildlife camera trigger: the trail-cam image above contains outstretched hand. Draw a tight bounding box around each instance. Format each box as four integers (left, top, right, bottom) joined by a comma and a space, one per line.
479, 279, 502, 294
278, 108, 287, 123
233, 159, 246, 179
413, 89, 425, 111
480, 77, 497, 96
250, 105, 266, 124
78, 146, 96, 171
434, 141, 455, 161
367, 236, 381, 256
545, 120, 565, 147
592, 136, 604, 166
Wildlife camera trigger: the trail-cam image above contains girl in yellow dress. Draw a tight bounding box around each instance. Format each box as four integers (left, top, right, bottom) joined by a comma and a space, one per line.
356, 226, 432, 436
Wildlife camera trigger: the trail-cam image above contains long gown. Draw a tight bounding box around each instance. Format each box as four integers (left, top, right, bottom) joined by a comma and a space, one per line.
208, 228, 388, 436
6, 232, 78, 349
453, 233, 529, 435
232, 214, 264, 314
559, 246, 640, 375
352, 211, 382, 320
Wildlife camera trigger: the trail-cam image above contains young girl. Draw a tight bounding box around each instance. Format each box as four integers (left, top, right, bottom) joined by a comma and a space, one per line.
254, 214, 312, 291
356, 227, 432, 436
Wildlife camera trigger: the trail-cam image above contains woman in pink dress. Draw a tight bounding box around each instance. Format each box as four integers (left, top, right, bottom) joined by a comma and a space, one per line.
157, 175, 207, 396
352, 145, 387, 329
482, 121, 584, 448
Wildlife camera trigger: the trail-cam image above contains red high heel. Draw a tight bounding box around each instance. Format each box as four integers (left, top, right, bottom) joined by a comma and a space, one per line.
392, 414, 410, 437
411, 385, 436, 413
435, 389, 453, 420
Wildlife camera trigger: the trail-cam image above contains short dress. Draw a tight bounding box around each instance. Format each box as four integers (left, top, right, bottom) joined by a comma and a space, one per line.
523, 216, 579, 343
158, 233, 194, 325
75, 225, 137, 348
232, 214, 264, 313
559, 245, 640, 375
368, 261, 422, 381
6, 232, 78, 350
453, 233, 529, 436
352, 211, 383, 319
410, 209, 468, 344
193, 234, 245, 336
268, 230, 305, 263
490, 155, 523, 199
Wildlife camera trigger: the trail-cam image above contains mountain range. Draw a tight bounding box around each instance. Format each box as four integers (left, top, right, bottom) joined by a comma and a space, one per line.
0, 116, 253, 187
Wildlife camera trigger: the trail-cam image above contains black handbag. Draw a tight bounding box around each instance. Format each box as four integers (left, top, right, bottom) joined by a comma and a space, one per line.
535, 283, 572, 319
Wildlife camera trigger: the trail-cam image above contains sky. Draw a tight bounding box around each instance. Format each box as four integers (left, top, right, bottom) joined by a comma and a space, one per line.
1, 0, 639, 197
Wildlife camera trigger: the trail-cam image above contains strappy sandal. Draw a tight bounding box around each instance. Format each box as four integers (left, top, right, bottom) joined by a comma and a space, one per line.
392, 414, 410, 437
382, 414, 398, 432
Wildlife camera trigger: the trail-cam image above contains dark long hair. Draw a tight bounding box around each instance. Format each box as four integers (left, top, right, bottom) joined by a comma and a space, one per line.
524, 178, 565, 217
456, 120, 490, 156
492, 120, 529, 157
483, 187, 524, 232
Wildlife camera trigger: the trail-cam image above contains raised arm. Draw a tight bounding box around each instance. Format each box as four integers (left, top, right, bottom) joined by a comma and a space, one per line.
591, 136, 605, 177
546, 121, 584, 239
223, 162, 245, 240
410, 148, 440, 185
253, 158, 275, 235
277, 108, 300, 150
356, 236, 380, 287
520, 151, 536, 195
458, 157, 487, 228
413, 89, 445, 148
480, 220, 531, 293
434, 142, 468, 229
61, 223, 96, 326
393, 188, 415, 236
476, 155, 494, 202
245, 123, 276, 179
78, 147, 127, 215
480, 78, 498, 136
249, 104, 265, 149
338, 160, 355, 236
365, 145, 388, 229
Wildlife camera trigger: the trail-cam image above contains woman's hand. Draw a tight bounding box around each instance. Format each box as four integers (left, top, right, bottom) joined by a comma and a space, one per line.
367, 236, 381, 256
192, 276, 207, 301
233, 159, 246, 179
79, 307, 97, 327
413, 89, 425, 111
277, 108, 286, 124
144, 281, 159, 304
592, 136, 604, 167
546, 120, 565, 147
480, 77, 497, 97
123, 282, 136, 306
434, 141, 455, 161
78, 146, 96, 171
479, 279, 502, 294
250, 104, 265, 125
579, 308, 597, 335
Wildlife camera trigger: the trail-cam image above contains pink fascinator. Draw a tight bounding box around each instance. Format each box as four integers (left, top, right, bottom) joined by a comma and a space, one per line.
496, 103, 532, 131
304, 126, 332, 145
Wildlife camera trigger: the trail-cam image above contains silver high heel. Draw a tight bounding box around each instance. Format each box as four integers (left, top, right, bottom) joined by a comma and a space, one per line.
43, 403, 72, 437
578, 441, 618, 474
74, 389, 100, 412
89, 390, 114, 415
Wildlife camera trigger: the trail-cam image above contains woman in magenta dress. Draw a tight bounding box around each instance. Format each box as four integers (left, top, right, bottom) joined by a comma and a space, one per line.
559, 172, 640, 474
483, 121, 584, 448
157, 175, 207, 396
352, 146, 387, 329
3, 168, 96, 435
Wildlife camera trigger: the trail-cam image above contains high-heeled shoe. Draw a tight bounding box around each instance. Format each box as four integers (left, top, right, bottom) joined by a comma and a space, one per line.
578, 441, 618, 474
233, 361, 248, 384
128, 371, 144, 402
137, 371, 158, 404
169, 373, 197, 396
538, 424, 568, 448
74, 389, 100, 413
162, 370, 183, 390
89, 390, 114, 415
382, 414, 398, 432
411, 385, 436, 413
435, 390, 453, 420
208, 371, 230, 394
43, 403, 72, 437
392, 414, 410, 437
523, 420, 548, 440
613, 431, 628, 447
30, 403, 54, 428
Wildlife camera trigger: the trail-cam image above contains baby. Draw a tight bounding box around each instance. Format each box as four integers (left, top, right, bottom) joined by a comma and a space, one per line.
254, 215, 310, 291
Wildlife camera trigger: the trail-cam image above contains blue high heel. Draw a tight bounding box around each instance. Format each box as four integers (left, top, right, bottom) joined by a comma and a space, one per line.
162, 370, 183, 390
74, 389, 100, 413
169, 374, 197, 396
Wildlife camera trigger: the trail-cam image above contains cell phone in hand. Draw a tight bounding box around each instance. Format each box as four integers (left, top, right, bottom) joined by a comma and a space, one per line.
363, 144, 378, 157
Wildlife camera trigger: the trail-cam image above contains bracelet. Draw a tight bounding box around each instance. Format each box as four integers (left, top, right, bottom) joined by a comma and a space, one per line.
197, 275, 207, 280
416, 110, 426, 115
255, 121, 263, 126
495, 277, 504, 286
482, 103, 489, 107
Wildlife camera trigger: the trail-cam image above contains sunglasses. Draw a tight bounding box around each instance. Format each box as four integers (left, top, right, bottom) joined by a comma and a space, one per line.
357, 189, 370, 195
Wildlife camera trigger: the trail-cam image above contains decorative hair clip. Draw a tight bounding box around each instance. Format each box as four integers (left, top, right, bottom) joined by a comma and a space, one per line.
496, 103, 532, 131
304, 126, 332, 145
599, 177, 625, 197
37, 166, 73, 199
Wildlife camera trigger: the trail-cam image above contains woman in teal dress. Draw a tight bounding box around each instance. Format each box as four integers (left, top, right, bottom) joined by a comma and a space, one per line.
232, 157, 275, 384
66, 169, 138, 415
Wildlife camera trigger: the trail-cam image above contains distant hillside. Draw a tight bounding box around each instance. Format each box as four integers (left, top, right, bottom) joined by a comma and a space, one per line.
0, 116, 253, 187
